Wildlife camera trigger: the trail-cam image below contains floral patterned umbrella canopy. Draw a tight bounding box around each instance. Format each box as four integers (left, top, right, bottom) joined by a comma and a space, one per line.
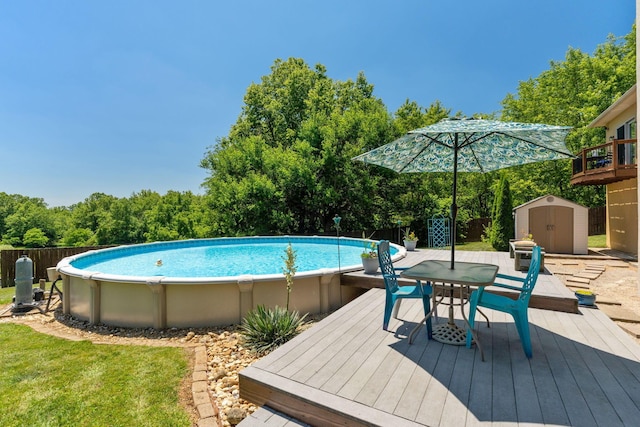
353, 118, 573, 268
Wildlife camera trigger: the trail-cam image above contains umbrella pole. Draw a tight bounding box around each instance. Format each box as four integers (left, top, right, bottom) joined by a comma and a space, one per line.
450, 135, 458, 270
444, 134, 459, 328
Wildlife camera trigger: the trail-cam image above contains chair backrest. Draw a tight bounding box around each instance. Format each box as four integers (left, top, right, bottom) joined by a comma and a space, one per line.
518, 245, 541, 303
377, 240, 399, 293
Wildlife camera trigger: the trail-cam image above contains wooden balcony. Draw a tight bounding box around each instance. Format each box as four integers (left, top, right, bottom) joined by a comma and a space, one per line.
570, 139, 637, 185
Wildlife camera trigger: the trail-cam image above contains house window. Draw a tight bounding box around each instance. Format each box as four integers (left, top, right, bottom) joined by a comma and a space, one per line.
616, 119, 636, 165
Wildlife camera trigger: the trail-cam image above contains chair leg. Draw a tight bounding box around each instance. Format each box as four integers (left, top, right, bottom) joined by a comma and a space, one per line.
392, 299, 402, 320
466, 294, 479, 349
513, 310, 532, 358
383, 294, 398, 331
421, 296, 432, 339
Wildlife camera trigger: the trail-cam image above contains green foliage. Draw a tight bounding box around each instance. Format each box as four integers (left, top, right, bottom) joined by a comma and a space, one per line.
501, 24, 635, 207
200, 57, 399, 235
281, 243, 298, 311
0, 323, 191, 426
360, 231, 377, 258
240, 305, 307, 355
61, 228, 96, 247
402, 229, 418, 241
0, 25, 635, 245
487, 174, 514, 251
22, 228, 48, 248
2, 198, 55, 246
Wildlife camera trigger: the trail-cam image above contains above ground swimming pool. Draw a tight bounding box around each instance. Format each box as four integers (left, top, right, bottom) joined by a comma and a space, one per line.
57, 236, 405, 329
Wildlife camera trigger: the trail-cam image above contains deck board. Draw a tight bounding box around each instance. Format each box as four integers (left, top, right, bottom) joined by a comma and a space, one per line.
239, 251, 640, 426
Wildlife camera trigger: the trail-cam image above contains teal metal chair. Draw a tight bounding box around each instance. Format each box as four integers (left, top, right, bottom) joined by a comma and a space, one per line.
465, 245, 541, 358
378, 240, 432, 338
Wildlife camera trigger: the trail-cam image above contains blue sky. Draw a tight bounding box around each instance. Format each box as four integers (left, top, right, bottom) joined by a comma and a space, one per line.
0, 0, 635, 207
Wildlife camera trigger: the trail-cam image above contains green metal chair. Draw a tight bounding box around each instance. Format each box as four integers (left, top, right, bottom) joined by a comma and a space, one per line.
378, 240, 432, 338
466, 245, 541, 358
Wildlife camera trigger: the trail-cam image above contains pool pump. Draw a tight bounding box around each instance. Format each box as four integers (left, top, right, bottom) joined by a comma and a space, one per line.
11, 255, 43, 313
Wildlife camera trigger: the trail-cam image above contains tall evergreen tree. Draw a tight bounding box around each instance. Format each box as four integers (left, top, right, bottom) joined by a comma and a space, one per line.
488, 174, 514, 251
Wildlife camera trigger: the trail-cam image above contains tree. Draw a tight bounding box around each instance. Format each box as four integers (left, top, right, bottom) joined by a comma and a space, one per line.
23, 228, 49, 248
62, 228, 95, 247
487, 174, 514, 251
143, 190, 209, 241
0, 193, 33, 238
501, 24, 636, 208
200, 58, 397, 235
2, 199, 55, 246
70, 193, 117, 235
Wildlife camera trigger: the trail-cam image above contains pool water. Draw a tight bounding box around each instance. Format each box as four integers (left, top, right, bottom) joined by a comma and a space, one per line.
70, 237, 394, 278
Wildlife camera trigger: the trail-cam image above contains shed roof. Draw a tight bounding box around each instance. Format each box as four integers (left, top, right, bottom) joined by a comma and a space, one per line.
513, 194, 587, 211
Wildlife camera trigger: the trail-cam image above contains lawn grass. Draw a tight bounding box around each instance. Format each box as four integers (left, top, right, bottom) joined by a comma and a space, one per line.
0, 281, 60, 305
0, 286, 14, 305
0, 323, 192, 427
588, 234, 606, 248
455, 240, 495, 251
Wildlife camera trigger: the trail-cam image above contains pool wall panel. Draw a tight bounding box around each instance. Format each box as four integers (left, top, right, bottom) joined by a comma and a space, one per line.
166, 283, 240, 327
68, 276, 91, 321
100, 281, 155, 328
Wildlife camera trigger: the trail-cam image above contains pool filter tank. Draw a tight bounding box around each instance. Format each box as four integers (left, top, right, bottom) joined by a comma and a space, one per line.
15, 255, 34, 306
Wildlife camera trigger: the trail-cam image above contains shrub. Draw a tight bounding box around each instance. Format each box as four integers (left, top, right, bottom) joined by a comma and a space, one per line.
23, 228, 48, 248
240, 305, 307, 355
62, 228, 96, 247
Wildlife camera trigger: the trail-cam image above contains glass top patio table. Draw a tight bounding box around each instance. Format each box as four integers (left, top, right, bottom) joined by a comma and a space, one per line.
401, 260, 499, 287
401, 260, 499, 361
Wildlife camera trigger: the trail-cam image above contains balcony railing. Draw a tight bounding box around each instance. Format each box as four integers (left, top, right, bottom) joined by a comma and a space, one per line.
570, 139, 637, 185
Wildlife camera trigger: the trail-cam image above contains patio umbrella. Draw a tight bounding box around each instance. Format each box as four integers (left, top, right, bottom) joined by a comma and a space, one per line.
353, 118, 573, 269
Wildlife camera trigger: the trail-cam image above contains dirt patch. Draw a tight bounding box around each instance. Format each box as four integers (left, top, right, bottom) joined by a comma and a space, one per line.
545, 256, 640, 343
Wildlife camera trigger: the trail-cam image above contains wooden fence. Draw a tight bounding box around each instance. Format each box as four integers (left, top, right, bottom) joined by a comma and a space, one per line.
465, 218, 490, 242
589, 206, 606, 236
0, 246, 111, 288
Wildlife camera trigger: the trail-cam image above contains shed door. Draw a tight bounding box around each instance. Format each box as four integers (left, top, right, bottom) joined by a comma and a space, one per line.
529, 206, 574, 254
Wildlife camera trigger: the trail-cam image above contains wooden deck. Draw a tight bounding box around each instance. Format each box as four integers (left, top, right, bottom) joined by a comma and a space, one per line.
342, 248, 578, 313
239, 251, 640, 426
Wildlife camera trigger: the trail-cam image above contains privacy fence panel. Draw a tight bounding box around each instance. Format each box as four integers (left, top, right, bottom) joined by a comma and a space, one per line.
588, 206, 606, 236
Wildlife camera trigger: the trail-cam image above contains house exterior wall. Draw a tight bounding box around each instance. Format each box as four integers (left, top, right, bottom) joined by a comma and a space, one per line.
603, 104, 636, 140
606, 177, 638, 254
514, 195, 588, 255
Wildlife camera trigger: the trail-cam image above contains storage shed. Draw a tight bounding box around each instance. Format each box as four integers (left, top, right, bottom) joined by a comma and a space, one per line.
513, 195, 588, 255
